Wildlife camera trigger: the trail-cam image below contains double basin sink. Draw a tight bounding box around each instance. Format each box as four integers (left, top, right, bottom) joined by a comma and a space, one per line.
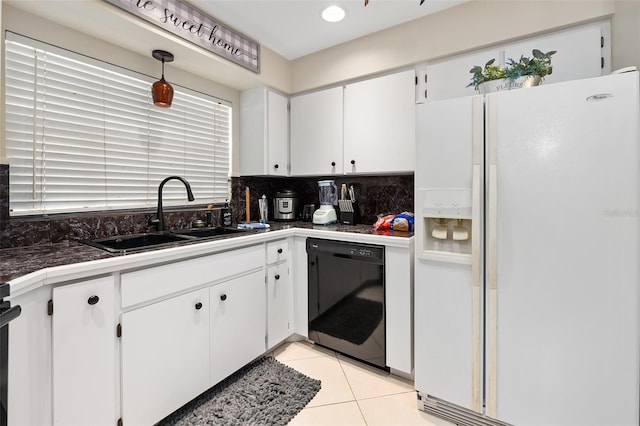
83, 227, 250, 254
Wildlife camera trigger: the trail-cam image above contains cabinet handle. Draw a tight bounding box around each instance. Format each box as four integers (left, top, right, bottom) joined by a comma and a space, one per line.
351, 160, 356, 165
220, 294, 227, 301
277, 248, 283, 254
331, 161, 336, 167
275, 274, 280, 280
195, 302, 203, 310
274, 163, 279, 169
87, 295, 99, 305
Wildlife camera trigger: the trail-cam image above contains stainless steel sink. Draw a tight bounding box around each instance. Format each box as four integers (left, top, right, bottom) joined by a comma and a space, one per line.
83, 232, 196, 253
173, 227, 250, 238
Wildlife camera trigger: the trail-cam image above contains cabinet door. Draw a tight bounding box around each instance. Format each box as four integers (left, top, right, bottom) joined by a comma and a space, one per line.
52, 276, 116, 426
503, 22, 605, 85
267, 263, 292, 349
210, 270, 266, 385
121, 288, 210, 426
425, 48, 502, 101
290, 87, 343, 176
344, 70, 415, 174
267, 90, 289, 176
239, 87, 267, 176
240, 88, 288, 176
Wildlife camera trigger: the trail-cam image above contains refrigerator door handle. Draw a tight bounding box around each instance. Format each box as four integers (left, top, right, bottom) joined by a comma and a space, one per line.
483, 94, 499, 417
471, 164, 482, 412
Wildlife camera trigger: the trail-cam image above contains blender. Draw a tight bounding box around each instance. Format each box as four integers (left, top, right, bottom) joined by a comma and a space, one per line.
313, 180, 338, 225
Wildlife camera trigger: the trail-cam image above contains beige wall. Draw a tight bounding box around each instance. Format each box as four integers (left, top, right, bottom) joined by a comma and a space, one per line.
290, 0, 621, 93
611, 0, 640, 72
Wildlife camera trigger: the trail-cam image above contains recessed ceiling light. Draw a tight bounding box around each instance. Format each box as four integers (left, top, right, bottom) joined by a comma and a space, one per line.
322, 5, 346, 23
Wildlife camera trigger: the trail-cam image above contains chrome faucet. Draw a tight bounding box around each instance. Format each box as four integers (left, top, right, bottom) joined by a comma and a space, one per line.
151, 176, 195, 232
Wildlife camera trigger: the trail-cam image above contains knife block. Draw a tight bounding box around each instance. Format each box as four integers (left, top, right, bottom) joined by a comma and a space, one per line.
339, 200, 360, 225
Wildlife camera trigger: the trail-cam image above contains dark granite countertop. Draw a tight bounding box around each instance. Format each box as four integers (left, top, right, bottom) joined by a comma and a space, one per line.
0, 241, 115, 284
0, 221, 412, 284
266, 220, 413, 237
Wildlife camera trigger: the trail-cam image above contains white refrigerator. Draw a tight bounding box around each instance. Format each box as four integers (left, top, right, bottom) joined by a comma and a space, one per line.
414, 71, 640, 426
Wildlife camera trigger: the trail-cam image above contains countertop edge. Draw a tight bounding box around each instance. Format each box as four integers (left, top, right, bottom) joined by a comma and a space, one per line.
7, 227, 413, 298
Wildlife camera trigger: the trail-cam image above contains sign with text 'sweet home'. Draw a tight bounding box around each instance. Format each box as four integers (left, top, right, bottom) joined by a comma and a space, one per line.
104, 0, 260, 73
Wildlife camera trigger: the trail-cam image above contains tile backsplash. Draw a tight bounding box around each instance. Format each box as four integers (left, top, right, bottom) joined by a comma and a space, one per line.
230, 174, 414, 225
0, 163, 413, 248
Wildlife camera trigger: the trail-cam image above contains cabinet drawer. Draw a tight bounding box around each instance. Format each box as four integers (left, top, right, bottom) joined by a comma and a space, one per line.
121, 245, 263, 308
266, 239, 288, 265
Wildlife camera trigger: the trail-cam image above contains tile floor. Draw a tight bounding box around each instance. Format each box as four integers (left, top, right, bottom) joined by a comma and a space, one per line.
270, 341, 454, 426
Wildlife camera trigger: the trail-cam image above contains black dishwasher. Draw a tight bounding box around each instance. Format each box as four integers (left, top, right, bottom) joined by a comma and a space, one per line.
307, 238, 386, 369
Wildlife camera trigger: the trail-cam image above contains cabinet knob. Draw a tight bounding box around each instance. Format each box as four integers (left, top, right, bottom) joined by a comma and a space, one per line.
277, 248, 283, 254
331, 161, 336, 167
274, 163, 279, 169
275, 274, 280, 280
220, 294, 227, 301
351, 160, 356, 165
195, 302, 203, 310
87, 295, 99, 305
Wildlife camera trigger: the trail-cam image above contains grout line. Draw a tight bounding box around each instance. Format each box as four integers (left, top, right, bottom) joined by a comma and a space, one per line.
354, 399, 370, 426
337, 354, 368, 425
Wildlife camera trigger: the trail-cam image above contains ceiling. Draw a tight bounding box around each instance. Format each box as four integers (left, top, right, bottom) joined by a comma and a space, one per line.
5, 0, 469, 92
188, 0, 469, 60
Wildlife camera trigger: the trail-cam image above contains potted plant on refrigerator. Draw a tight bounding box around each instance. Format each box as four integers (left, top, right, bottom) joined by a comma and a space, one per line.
468, 49, 557, 94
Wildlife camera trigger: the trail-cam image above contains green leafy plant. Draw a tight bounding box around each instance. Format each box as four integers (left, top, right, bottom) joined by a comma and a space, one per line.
505, 49, 556, 79
467, 49, 557, 89
467, 58, 506, 88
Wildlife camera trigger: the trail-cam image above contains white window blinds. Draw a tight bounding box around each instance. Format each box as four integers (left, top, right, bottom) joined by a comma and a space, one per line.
5, 32, 231, 216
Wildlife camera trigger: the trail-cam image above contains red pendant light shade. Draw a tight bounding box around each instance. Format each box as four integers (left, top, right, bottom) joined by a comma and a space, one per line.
151, 50, 174, 108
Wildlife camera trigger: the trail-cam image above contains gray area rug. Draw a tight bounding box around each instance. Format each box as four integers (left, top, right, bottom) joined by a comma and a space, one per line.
157, 356, 321, 425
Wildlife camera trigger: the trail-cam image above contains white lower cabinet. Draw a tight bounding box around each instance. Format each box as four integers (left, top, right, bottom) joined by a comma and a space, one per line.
121, 288, 210, 426
266, 262, 291, 349
10, 233, 412, 426
210, 270, 266, 385
385, 245, 414, 376
51, 276, 116, 426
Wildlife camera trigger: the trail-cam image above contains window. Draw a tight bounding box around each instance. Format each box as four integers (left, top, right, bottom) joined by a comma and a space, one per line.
5, 32, 232, 216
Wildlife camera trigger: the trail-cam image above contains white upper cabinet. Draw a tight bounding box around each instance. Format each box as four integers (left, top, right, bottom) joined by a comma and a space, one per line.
344, 70, 416, 174
240, 87, 289, 176
503, 22, 609, 85
419, 48, 502, 102
290, 86, 344, 176
421, 21, 610, 102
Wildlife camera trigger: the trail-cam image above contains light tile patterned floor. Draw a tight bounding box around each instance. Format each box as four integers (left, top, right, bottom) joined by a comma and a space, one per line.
270, 341, 454, 426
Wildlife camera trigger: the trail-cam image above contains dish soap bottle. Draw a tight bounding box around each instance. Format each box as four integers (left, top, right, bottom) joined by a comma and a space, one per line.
222, 199, 232, 227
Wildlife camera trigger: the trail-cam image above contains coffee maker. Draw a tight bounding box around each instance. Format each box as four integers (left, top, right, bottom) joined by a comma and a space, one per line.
312, 180, 337, 225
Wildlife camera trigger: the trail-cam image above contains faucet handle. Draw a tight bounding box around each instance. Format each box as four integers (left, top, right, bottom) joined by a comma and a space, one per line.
148, 217, 160, 230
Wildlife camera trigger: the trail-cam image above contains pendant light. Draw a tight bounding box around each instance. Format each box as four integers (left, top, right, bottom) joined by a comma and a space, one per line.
151, 50, 174, 108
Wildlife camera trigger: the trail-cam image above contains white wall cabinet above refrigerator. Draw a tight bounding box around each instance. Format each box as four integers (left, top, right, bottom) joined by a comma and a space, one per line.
344, 69, 416, 174
240, 88, 289, 176
290, 86, 344, 176
418, 21, 611, 102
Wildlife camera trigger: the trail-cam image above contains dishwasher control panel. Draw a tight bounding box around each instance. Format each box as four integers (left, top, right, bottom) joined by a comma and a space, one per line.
307, 238, 384, 261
